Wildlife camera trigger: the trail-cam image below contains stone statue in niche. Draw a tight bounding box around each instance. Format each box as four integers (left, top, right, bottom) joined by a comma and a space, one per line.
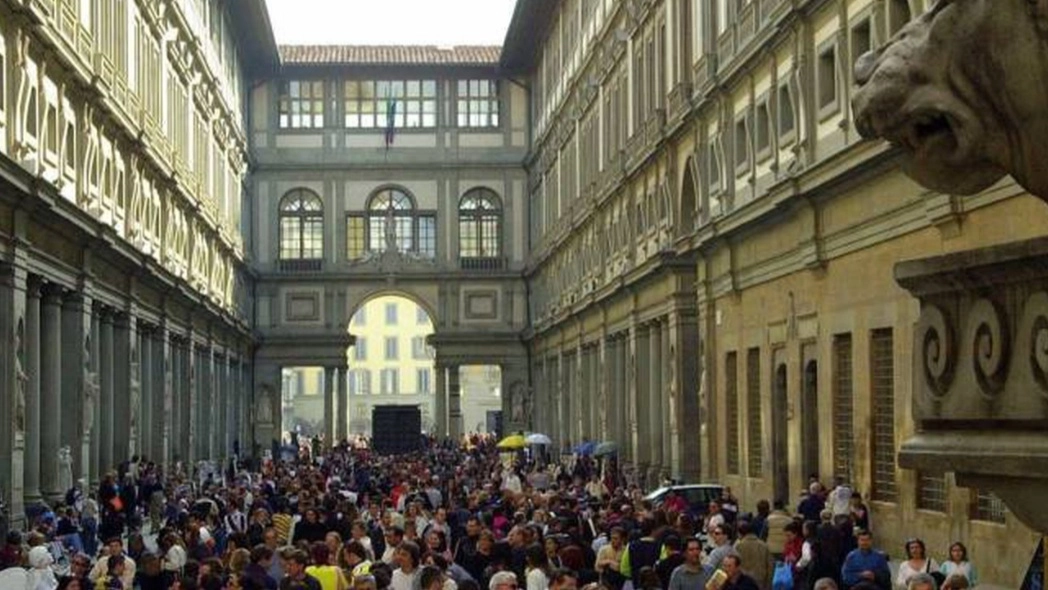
129, 349, 141, 434
82, 336, 99, 437
58, 445, 73, 493
510, 382, 528, 425
384, 206, 398, 253
852, 0, 1048, 203
255, 385, 274, 425
14, 318, 27, 435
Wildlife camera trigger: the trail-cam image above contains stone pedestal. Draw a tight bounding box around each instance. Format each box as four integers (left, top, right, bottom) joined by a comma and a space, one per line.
896, 236, 1048, 534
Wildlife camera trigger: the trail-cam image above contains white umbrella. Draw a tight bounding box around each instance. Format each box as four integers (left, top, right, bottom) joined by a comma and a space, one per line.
525, 433, 552, 445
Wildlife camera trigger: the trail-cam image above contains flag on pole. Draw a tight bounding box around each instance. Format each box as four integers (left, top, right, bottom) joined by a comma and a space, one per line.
384, 99, 397, 149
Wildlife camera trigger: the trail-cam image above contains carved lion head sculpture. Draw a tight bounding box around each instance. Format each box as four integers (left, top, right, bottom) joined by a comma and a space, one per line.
852, 0, 1048, 201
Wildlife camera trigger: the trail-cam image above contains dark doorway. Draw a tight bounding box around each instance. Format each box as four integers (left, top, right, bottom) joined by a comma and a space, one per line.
772, 361, 790, 506
802, 359, 820, 482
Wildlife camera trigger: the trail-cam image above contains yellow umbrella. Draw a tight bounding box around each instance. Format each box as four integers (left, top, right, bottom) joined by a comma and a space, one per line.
496, 434, 527, 449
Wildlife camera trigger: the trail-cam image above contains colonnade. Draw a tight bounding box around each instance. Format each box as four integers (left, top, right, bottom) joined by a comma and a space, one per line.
1, 268, 252, 522
532, 311, 701, 486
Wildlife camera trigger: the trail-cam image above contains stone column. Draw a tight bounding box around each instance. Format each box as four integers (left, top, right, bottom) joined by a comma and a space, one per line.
215, 352, 227, 461
557, 354, 569, 449
649, 321, 664, 485
336, 367, 348, 442
669, 310, 701, 482
632, 325, 649, 474
99, 309, 114, 477
323, 367, 335, 448
40, 284, 64, 502
114, 313, 136, 462
112, 314, 134, 461
434, 363, 448, 438
448, 365, 463, 441
24, 278, 42, 506
170, 340, 182, 463
89, 308, 101, 483
205, 343, 217, 460
61, 291, 91, 481
1, 262, 28, 524
588, 347, 600, 440
153, 327, 169, 465
140, 329, 153, 461
186, 338, 197, 464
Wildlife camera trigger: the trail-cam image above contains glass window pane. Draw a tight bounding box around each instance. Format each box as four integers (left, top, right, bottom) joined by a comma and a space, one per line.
406, 80, 420, 97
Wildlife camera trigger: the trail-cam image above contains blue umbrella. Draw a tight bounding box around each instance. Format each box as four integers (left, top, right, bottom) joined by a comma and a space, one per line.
574, 441, 597, 455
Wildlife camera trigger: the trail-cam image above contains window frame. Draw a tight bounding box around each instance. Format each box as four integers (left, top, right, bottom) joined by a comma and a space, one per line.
870, 327, 897, 503
725, 351, 740, 475
754, 96, 773, 162
384, 336, 399, 360
278, 188, 325, 261
278, 79, 326, 130
349, 186, 436, 259
343, 79, 438, 129
455, 79, 501, 129
380, 368, 399, 395
733, 112, 751, 175
776, 79, 797, 143
458, 188, 503, 260
746, 347, 763, 478
816, 39, 841, 120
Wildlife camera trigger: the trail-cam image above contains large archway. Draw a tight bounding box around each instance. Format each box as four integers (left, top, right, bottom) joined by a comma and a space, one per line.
346, 294, 435, 436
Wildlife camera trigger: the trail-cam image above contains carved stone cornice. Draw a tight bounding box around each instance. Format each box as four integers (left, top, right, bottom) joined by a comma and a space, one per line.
895, 236, 1048, 534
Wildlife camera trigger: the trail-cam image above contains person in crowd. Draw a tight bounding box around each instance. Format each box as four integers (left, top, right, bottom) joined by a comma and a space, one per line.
549, 569, 578, 590
703, 524, 735, 573
719, 489, 740, 524
595, 526, 625, 590
525, 542, 551, 590
27, 545, 59, 590
894, 539, 938, 590
391, 541, 421, 590
733, 521, 772, 590
798, 486, 826, 525
243, 545, 279, 590
814, 579, 838, 590
621, 519, 661, 588
668, 538, 707, 590
655, 535, 685, 590
937, 543, 976, 590
721, 555, 760, 590
848, 495, 869, 534
281, 549, 323, 590
764, 504, 792, 560
489, 571, 518, 590
306, 542, 349, 590
89, 538, 137, 589
840, 531, 889, 590
904, 574, 937, 590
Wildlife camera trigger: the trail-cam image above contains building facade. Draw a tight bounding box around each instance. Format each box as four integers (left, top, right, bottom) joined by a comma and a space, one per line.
247, 45, 532, 446
1, 0, 1044, 583
0, 0, 272, 526
505, 0, 1045, 585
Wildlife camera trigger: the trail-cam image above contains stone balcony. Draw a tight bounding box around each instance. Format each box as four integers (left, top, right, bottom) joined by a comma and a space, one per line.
895, 236, 1048, 534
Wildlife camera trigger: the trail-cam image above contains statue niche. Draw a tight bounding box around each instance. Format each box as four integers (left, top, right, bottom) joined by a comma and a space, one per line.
852, 0, 1048, 202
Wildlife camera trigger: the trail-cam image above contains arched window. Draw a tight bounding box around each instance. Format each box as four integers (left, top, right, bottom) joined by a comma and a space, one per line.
458, 188, 502, 264
279, 188, 324, 262
367, 188, 415, 253
346, 187, 435, 260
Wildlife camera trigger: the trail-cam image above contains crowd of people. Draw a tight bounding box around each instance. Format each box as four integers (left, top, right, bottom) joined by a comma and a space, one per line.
0, 435, 980, 590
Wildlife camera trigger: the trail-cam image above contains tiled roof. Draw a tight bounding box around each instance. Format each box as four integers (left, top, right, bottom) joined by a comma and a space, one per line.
279, 45, 502, 66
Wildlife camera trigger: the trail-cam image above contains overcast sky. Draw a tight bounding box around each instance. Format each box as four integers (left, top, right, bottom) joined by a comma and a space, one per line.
264, 0, 519, 46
